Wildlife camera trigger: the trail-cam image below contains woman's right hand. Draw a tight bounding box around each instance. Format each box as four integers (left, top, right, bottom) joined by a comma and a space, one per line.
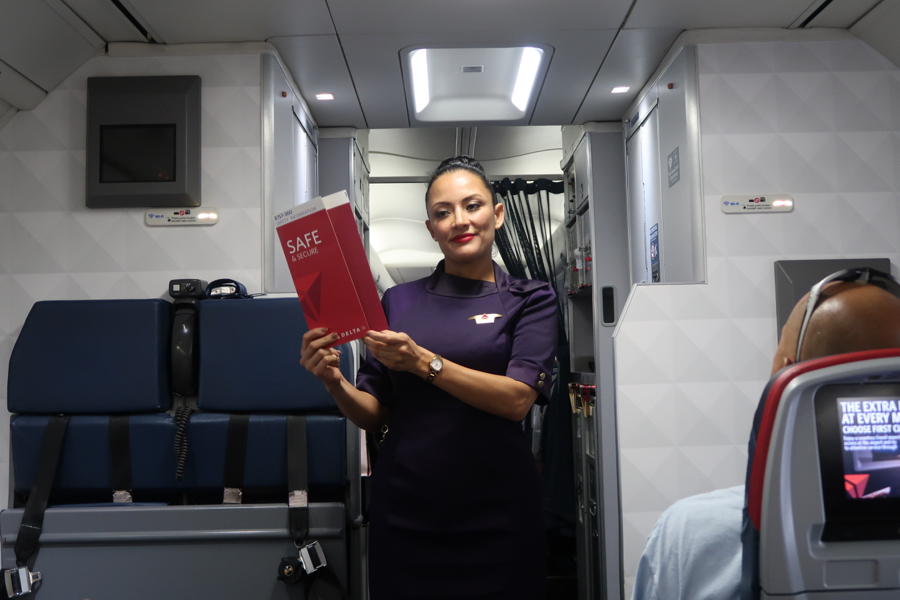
300, 328, 344, 389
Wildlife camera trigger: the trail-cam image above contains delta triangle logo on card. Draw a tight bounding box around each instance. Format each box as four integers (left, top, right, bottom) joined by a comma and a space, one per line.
468, 313, 502, 324
293, 271, 322, 321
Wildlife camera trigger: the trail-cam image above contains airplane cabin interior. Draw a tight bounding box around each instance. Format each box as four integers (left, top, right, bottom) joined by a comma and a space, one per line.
3, 0, 900, 598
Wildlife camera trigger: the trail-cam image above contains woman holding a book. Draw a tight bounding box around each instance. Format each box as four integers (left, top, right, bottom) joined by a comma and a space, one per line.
301, 156, 557, 600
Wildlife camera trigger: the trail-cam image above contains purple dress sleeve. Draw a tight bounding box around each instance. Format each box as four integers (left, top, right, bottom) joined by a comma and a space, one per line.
505, 280, 558, 404
356, 273, 558, 408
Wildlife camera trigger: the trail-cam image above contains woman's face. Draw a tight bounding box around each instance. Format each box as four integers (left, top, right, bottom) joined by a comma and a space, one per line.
425, 170, 505, 270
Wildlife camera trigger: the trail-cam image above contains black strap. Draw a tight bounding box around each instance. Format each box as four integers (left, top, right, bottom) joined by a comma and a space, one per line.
282, 415, 349, 599
223, 414, 250, 502
15, 415, 70, 567
304, 564, 346, 599
109, 415, 132, 497
286, 415, 308, 544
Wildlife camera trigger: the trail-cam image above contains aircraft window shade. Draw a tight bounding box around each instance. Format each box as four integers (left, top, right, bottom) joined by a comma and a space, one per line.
815, 382, 900, 541
7, 299, 173, 414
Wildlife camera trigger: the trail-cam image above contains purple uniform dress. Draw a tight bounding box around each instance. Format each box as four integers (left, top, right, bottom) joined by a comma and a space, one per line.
356, 261, 558, 600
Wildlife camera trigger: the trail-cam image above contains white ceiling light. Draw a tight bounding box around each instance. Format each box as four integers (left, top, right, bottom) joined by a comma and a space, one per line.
316, 93, 335, 100
401, 45, 552, 124
410, 49, 430, 113
511, 47, 543, 111
611, 86, 630, 94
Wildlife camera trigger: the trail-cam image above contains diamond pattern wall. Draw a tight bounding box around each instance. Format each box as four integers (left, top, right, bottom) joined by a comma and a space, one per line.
0, 53, 263, 508
618, 38, 900, 597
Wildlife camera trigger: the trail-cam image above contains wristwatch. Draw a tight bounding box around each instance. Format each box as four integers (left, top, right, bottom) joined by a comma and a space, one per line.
425, 354, 443, 383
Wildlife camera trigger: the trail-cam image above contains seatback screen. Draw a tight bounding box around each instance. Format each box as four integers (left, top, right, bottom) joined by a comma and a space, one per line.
838, 397, 900, 499
816, 383, 900, 540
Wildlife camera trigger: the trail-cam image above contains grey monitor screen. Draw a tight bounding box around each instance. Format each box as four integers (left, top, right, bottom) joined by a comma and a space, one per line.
87, 75, 200, 208
100, 124, 177, 183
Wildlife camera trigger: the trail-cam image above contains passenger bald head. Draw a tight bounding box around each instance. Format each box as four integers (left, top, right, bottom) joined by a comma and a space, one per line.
771, 281, 900, 376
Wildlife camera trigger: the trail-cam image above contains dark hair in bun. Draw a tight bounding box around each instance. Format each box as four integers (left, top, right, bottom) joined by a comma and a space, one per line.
425, 155, 496, 207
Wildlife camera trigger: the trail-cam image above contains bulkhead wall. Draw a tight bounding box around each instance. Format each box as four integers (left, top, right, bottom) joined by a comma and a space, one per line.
616, 37, 900, 597
0, 51, 266, 506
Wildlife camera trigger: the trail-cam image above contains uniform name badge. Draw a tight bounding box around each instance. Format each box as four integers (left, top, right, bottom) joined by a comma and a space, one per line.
469, 313, 502, 324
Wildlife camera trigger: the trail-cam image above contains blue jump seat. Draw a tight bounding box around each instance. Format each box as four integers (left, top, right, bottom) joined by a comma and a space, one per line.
2, 295, 361, 599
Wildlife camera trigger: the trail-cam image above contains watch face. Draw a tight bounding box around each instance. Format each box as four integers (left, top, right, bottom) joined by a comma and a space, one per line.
430, 356, 442, 371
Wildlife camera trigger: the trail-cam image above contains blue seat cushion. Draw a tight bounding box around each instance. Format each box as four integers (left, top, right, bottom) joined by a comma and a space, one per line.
11, 414, 346, 499
197, 298, 352, 412
186, 413, 346, 493
11, 414, 176, 495
8, 299, 172, 414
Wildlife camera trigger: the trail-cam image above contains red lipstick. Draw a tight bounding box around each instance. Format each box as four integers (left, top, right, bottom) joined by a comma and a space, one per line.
451, 233, 476, 243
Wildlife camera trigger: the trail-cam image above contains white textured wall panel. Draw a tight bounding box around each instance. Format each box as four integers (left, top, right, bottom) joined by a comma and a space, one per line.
617, 38, 900, 597
0, 52, 263, 508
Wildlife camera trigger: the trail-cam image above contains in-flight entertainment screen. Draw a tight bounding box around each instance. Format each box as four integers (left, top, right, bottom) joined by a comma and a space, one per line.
836, 396, 900, 499
816, 383, 900, 541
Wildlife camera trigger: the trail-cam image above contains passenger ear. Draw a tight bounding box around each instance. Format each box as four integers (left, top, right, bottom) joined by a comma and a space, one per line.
425, 219, 436, 240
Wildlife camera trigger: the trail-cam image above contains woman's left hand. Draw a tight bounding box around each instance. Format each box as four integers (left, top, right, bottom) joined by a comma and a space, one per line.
363, 330, 428, 377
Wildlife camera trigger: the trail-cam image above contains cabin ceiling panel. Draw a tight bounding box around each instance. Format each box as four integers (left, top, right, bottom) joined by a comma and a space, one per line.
575, 27, 682, 123
0, 0, 100, 91
368, 128, 457, 177
325, 0, 633, 35
268, 35, 366, 128
341, 30, 623, 129
473, 125, 566, 177
802, 0, 881, 28
527, 30, 618, 126
473, 126, 564, 162
851, 0, 900, 69
625, 0, 823, 29
61, 0, 148, 42
125, 0, 336, 44
338, 34, 410, 129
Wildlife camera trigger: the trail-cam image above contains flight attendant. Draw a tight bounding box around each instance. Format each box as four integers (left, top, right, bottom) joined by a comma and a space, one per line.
301, 155, 558, 599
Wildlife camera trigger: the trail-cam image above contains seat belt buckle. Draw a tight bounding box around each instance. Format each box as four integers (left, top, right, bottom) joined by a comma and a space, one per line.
4, 567, 41, 597
298, 540, 327, 575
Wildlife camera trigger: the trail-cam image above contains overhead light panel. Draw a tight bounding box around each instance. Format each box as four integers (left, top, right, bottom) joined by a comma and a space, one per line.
316, 93, 335, 100
511, 47, 543, 111
411, 49, 430, 113
401, 45, 551, 124
611, 86, 630, 94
